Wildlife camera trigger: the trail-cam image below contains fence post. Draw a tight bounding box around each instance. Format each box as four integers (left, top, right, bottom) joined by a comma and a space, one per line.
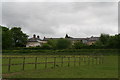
98, 56, 101, 64
88, 56, 90, 65
74, 56, 76, 67
35, 57, 37, 70
83, 56, 86, 65
54, 57, 56, 68
8, 57, 11, 72
61, 57, 63, 67
79, 57, 80, 66
22, 57, 25, 70
45, 57, 47, 69
68, 57, 70, 67
101, 56, 104, 64
96, 56, 98, 65
92, 56, 94, 64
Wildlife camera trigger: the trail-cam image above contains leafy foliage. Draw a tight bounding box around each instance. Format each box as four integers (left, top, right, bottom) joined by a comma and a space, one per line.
56, 38, 72, 49
2, 26, 28, 49
94, 34, 120, 49
2, 26, 12, 49
11, 27, 28, 47
73, 41, 87, 49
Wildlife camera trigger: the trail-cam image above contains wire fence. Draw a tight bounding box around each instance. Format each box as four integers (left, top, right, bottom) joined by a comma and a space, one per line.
2, 55, 104, 73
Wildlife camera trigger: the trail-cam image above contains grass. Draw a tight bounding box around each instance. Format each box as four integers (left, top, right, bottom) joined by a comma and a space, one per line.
2, 55, 118, 78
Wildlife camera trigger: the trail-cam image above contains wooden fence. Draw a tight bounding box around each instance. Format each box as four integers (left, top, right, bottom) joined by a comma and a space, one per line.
2, 56, 104, 72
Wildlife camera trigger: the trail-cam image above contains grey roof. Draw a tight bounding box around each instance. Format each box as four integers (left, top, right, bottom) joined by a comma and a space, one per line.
88, 37, 99, 41
68, 38, 89, 41
43, 38, 60, 41
28, 38, 41, 42
43, 38, 89, 41
42, 36, 99, 41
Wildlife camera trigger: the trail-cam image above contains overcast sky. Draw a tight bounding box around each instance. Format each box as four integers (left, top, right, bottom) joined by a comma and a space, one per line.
2, 2, 118, 39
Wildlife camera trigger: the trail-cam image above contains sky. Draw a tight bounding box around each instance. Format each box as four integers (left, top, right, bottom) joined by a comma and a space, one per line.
1, 1, 118, 39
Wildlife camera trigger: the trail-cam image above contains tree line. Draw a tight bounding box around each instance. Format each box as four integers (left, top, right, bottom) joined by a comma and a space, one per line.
1, 25, 120, 50
1, 25, 28, 49
41, 33, 120, 49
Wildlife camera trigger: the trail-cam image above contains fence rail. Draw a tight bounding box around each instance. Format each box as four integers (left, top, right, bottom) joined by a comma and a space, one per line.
2, 56, 104, 72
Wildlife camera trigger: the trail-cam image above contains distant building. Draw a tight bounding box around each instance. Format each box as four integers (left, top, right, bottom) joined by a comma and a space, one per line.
42, 34, 99, 45
26, 34, 99, 47
26, 34, 42, 47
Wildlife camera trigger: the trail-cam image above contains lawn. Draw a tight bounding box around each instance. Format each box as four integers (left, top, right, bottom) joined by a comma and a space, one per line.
2, 55, 118, 78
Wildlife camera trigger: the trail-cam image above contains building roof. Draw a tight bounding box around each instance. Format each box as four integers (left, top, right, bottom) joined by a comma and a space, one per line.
28, 34, 99, 42
28, 38, 41, 42
88, 37, 99, 41
43, 37, 89, 41
67, 38, 87, 41
43, 38, 60, 41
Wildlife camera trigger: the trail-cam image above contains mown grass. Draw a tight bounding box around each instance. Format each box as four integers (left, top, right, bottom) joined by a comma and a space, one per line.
2, 55, 98, 73
2, 55, 118, 78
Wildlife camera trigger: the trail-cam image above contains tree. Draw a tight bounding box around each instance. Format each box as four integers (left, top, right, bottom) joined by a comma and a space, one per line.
56, 38, 72, 49
94, 33, 120, 49
41, 43, 51, 49
73, 41, 87, 49
2, 26, 13, 49
10, 27, 28, 47
107, 34, 120, 48
99, 33, 110, 46
47, 39, 57, 49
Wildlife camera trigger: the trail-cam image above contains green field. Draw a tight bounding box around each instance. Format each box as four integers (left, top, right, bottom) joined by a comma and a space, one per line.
2, 55, 118, 78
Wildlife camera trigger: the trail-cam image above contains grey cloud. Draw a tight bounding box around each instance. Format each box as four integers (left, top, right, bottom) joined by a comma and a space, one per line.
2, 2, 118, 38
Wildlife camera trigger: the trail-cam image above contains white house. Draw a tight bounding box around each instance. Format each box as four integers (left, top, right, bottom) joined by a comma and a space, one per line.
26, 34, 42, 47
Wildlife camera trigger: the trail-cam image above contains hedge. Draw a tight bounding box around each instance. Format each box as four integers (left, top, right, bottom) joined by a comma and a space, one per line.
2, 49, 119, 55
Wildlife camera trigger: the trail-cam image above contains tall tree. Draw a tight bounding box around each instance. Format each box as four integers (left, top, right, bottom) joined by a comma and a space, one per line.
99, 33, 110, 46
2, 26, 12, 49
10, 27, 28, 47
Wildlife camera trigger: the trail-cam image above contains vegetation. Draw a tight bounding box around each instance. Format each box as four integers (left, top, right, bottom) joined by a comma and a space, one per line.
1, 25, 120, 50
56, 38, 72, 49
73, 41, 88, 49
1, 25, 119, 78
94, 33, 120, 49
2, 49, 119, 55
1, 25, 28, 49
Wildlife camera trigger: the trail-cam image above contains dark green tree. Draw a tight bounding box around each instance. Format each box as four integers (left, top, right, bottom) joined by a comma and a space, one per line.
73, 41, 87, 49
107, 34, 120, 48
56, 38, 71, 49
10, 27, 28, 47
2, 26, 12, 49
47, 39, 57, 49
99, 33, 110, 45
41, 43, 51, 49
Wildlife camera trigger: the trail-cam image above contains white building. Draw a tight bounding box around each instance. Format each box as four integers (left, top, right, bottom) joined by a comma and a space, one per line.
26, 34, 42, 47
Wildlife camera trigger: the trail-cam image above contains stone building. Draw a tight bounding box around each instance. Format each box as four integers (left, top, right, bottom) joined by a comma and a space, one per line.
26, 34, 99, 47
26, 34, 42, 47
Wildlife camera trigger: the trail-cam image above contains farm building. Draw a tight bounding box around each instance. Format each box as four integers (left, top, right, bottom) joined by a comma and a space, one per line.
26, 34, 42, 47
26, 34, 99, 47
43, 34, 99, 45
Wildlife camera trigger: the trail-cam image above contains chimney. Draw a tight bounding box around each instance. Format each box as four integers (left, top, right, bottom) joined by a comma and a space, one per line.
37, 35, 40, 38
33, 34, 36, 38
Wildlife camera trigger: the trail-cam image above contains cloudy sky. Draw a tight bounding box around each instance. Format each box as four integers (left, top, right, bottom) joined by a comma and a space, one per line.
2, 1, 118, 39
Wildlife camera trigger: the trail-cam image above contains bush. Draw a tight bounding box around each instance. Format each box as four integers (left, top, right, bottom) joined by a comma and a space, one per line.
41, 43, 51, 49
56, 38, 72, 49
